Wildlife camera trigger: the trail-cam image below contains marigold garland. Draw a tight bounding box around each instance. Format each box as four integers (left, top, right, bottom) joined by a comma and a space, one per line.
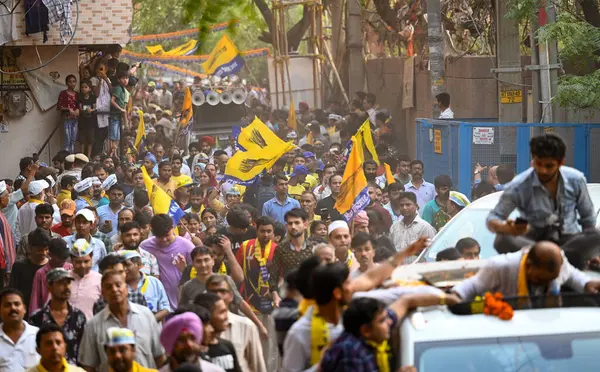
483, 292, 514, 320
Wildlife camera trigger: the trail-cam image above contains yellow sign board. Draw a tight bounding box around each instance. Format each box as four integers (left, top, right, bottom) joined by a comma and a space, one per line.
501, 89, 522, 104
434, 129, 442, 154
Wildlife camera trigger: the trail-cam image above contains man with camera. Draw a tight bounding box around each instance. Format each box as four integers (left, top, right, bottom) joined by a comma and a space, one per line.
488, 134, 596, 253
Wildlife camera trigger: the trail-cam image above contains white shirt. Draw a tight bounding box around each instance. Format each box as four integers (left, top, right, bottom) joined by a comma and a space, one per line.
15, 201, 41, 245
221, 312, 266, 372
367, 107, 377, 126
0, 321, 40, 371
439, 107, 454, 119
313, 184, 331, 201
389, 215, 436, 263
282, 306, 344, 372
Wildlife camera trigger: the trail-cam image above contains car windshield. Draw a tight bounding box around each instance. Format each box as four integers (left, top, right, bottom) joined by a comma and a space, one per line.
415, 332, 600, 371
419, 208, 519, 262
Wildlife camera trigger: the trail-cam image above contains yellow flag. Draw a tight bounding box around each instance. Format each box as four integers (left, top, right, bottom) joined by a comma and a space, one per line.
134, 109, 146, 152
201, 35, 244, 77
288, 97, 297, 131
141, 167, 185, 225
355, 119, 380, 164
334, 136, 370, 221
238, 117, 287, 152
226, 118, 296, 182
384, 163, 396, 185
145, 44, 165, 55
146, 40, 198, 56
179, 87, 193, 128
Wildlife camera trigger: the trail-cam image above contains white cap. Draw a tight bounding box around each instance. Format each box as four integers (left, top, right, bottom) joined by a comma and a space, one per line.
74, 154, 89, 163
65, 154, 75, 163
90, 177, 102, 186
74, 178, 93, 193
287, 131, 298, 139
0, 181, 6, 194
28, 180, 49, 196
328, 220, 349, 235
102, 174, 117, 190
75, 209, 95, 223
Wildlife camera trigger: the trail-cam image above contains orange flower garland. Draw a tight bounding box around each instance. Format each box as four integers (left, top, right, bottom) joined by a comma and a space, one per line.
483, 292, 514, 320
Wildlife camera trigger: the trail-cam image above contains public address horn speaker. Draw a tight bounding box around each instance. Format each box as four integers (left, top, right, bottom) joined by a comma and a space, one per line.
192, 91, 205, 106
232, 89, 247, 105
206, 91, 220, 106
220, 91, 233, 105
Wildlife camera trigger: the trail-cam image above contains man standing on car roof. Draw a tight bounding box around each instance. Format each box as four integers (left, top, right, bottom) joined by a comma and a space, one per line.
487, 134, 596, 254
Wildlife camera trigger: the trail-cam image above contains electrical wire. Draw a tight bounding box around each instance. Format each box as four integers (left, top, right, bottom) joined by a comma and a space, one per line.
0, 0, 79, 74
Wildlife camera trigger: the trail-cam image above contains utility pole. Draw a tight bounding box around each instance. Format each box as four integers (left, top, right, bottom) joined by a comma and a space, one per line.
494, 0, 523, 122
538, 3, 558, 123
427, 0, 445, 118
347, 0, 364, 95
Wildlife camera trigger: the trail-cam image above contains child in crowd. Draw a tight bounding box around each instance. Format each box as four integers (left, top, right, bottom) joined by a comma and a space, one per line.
57, 74, 79, 153
109, 72, 129, 156
78, 79, 97, 158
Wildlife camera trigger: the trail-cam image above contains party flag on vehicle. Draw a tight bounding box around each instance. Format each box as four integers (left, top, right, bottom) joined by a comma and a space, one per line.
134, 109, 146, 153
141, 167, 185, 226
201, 35, 244, 77
335, 136, 369, 221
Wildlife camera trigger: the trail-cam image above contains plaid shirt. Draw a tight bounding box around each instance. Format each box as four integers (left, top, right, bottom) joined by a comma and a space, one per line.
92, 290, 147, 315
29, 301, 86, 365
41, 0, 73, 43
320, 310, 397, 372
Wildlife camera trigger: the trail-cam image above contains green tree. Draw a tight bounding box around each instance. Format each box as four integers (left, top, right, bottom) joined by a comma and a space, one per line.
508, 0, 600, 108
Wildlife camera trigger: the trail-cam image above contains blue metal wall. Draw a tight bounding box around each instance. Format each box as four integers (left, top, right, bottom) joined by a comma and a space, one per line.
416, 119, 600, 197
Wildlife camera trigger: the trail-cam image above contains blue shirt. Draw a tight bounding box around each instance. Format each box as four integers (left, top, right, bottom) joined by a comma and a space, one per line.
474, 179, 505, 191
75, 197, 93, 212
96, 204, 123, 238
130, 274, 171, 314
63, 235, 107, 272
262, 196, 301, 225
405, 180, 437, 215
487, 166, 595, 234
320, 309, 398, 372
383, 202, 403, 224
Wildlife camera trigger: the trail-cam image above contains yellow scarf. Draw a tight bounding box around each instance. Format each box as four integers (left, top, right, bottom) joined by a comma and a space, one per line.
29, 198, 44, 205
517, 252, 529, 297
345, 250, 353, 269
80, 195, 93, 206
298, 298, 316, 316
366, 340, 391, 372
242, 239, 273, 293
190, 261, 227, 279
310, 309, 330, 366
139, 275, 149, 294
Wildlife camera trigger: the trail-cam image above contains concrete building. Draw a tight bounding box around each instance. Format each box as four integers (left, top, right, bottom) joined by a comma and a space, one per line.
0, 0, 132, 177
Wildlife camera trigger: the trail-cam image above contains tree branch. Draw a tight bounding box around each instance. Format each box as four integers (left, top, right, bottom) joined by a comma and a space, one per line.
373, 0, 399, 32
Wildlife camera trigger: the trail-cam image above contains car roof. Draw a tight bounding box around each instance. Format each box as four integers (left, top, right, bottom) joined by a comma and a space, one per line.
405, 306, 600, 343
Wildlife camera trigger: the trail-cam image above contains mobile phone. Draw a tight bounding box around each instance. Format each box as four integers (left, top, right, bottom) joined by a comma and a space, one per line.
515, 217, 528, 225
320, 208, 329, 220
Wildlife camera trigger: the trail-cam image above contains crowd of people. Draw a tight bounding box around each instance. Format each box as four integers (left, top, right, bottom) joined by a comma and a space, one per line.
2, 42, 600, 372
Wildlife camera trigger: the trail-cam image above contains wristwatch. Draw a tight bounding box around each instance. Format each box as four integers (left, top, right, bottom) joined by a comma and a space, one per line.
473, 170, 480, 175
439, 293, 447, 306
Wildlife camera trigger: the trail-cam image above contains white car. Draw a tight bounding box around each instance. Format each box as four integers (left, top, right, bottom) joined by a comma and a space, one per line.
394, 260, 600, 370
415, 184, 600, 263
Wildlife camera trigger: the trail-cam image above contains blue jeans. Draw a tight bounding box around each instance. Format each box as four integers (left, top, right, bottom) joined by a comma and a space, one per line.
63, 119, 77, 153
109, 116, 120, 140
